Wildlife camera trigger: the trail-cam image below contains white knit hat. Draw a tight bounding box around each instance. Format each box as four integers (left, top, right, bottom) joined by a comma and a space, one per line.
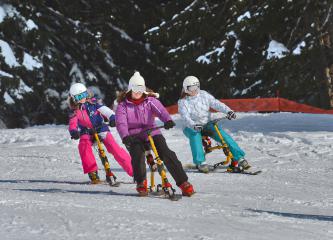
127, 71, 146, 93
126, 71, 160, 98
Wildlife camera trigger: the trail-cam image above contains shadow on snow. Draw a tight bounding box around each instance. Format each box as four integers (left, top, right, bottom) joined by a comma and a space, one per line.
0, 179, 134, 185
247, 208, 333, 222
14, 188, 138, 197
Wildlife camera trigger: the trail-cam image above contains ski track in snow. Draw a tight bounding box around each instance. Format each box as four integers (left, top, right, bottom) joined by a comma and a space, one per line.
0, 113, 332, 240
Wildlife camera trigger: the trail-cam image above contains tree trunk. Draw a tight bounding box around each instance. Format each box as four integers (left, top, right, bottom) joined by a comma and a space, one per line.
319, 3, 333, 109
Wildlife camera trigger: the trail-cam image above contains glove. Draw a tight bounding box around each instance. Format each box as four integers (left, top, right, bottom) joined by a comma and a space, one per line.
109, 119, 116, 127
226, 111, 236, 120
70, 130, 80, 140
193, 124, 203, 132
164, 120, 175, 130
88, 128, 96, 135
122, 136, 134, 148
109, 115, 116, 127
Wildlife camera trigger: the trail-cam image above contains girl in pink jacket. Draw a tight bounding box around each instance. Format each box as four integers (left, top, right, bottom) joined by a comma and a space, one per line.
68, 83, 133, 183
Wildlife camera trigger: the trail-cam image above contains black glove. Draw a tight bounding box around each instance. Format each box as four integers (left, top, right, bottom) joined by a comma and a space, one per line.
109, 119, 116, 127
122, 136, 134, 148
164, 120, 175, 130
226, 111, 236, 120
87, 128, 96, 135
193, 124, 203, 132
70, 130, 80, 140
109, 115, 116, 127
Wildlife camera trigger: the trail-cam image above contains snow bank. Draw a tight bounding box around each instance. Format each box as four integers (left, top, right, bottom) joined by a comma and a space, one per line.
0, 4, 38, 32
0, 4, 20, 23
266, 40, 289, 59
0, 70, 13, 78
196, 46, 225, 64
292, 41, 306, 55
69, 63, 85, 83
11, 80, 34, 99
0, 39, 20, 67
24, 19, 38, 31
237, 11, 251, 22
3, 92, 15, 104
23, 52, 43, 70
0, 6, 6, 23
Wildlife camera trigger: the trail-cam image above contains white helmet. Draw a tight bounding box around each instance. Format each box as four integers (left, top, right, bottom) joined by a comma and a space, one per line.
183, 76, 200, 93
69, 83, 88, 102
127, 71, 146, 93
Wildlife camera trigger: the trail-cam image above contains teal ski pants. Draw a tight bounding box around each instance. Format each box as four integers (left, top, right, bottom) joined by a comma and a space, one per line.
183, 123, 245, 165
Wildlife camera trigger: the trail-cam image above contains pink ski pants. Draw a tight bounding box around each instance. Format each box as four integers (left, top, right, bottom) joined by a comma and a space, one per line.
78, 131, 133, 176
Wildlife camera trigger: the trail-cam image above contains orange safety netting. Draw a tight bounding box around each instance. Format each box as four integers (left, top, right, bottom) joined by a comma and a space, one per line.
166, 98, 333, 115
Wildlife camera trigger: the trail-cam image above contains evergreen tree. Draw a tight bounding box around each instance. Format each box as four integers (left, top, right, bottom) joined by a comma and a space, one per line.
0, 0, 332, 127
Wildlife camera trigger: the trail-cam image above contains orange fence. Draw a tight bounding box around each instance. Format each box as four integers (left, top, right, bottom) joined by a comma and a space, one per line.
166, 97, 333, 115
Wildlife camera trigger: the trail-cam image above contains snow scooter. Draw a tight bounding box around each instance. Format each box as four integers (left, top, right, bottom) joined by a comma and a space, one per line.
132, 126, 181, 201
75, 128, 119, 186
184, 117, 233, 171
91, 129, 120, 186
201, 118, 261, 175
145, 151, 157, 192
201, 117, 234, 170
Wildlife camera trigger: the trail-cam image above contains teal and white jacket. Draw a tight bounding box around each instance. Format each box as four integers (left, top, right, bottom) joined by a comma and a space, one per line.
178, 90, 231, 128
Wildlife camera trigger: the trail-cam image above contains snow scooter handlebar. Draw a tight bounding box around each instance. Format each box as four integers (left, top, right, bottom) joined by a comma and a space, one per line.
204, 117, 227, 126
129, 125, 165, 138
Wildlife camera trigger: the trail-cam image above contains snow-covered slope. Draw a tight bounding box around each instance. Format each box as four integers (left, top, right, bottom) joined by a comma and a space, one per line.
0, 113, 332, 240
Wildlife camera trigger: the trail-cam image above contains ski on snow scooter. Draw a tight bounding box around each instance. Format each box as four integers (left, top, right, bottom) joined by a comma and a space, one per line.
186, 117, 261, 175
130, 126, 182, 201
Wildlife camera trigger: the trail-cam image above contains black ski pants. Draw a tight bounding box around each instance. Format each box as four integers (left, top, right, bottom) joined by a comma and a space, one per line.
127, 134, 188, 186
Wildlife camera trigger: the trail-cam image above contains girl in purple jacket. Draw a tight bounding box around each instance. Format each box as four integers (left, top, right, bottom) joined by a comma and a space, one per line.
116, 72, 194, 197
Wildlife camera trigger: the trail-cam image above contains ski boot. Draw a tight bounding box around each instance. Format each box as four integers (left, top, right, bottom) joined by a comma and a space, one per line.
238, 158, 251, 170
227, 160, 242, 173
227, 159, 251, 173
196, 162, 210, 174
179, 181, 195, 197
136, 179, 148, 197
88, 171, 101, 184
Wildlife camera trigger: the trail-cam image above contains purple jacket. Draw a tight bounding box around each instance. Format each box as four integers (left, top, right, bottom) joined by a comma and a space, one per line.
116, 96, 172, 140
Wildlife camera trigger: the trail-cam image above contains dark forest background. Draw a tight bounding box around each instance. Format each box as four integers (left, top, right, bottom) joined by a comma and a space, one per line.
0, 0, 332, 128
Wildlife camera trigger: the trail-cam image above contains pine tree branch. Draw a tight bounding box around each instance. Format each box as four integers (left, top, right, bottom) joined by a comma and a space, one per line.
157, 0, 202, 31
287, 0, 311, 48
320, 3, 333, 31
